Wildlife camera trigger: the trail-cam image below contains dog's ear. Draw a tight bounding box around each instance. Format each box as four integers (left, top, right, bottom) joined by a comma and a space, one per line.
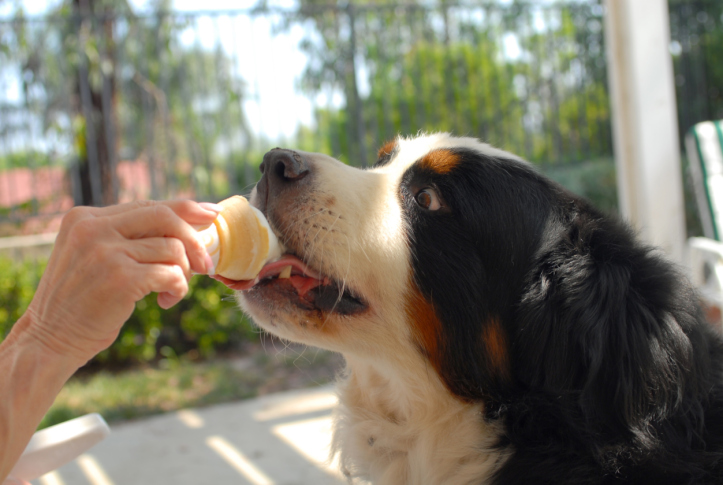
513, 215, 704, 445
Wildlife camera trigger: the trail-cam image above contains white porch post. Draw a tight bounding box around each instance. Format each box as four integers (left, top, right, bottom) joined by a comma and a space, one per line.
604, 0, 686, 264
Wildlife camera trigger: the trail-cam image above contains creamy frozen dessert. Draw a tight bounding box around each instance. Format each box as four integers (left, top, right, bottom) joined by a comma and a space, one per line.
196, 195, 282, 280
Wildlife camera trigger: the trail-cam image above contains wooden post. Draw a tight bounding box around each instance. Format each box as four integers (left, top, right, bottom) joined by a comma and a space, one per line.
604, 0, 686, 263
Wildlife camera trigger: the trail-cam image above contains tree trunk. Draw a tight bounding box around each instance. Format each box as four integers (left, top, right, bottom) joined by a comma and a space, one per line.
73, 0, 118, 207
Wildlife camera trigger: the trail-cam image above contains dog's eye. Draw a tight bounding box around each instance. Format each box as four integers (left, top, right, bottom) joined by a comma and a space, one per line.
415, 188, 442, 211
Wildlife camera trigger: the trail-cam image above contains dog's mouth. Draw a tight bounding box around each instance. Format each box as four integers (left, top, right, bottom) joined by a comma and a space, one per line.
228, 254, 368, 316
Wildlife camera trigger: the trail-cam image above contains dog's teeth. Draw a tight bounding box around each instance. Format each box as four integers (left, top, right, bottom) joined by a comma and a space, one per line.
279, 265, 293, 279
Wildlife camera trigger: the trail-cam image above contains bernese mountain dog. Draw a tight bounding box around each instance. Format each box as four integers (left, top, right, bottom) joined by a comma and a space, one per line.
223, 133, 723, 483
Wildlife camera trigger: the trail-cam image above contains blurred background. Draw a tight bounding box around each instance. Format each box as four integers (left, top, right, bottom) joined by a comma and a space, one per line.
0, 0, 721, 428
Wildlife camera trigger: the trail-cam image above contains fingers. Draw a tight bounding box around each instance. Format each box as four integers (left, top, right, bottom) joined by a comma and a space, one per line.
55, 200, 222, 311
157, 291, 182, 309
111, 205, 209, 273
167, 200, 224, 225
125, 237, 192, 282
58, 201, 220, 271
138, 263, 189, 308
130, 242, 198, 309
81, 199, 221, 223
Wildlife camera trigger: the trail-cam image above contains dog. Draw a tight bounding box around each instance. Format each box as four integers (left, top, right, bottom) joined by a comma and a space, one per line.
231, 133, 723, 484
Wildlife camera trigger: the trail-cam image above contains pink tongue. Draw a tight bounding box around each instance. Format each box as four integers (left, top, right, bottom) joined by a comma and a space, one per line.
257, 255, 322, 280
221, 255, 326, 294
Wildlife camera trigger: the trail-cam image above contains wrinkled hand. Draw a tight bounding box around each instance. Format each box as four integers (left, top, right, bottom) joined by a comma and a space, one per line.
15, 200, 220, 366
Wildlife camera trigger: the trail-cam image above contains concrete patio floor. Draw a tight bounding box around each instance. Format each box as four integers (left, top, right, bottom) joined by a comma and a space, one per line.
30, 386, 348, 485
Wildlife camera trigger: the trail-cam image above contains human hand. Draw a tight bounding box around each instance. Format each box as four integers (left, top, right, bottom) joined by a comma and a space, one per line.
11, 200, 220, 366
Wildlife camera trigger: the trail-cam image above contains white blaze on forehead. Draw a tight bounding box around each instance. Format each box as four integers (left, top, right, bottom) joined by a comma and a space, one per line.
370, 171, 407, 259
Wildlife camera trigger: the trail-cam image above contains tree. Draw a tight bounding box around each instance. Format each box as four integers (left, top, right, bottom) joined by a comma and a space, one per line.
288, 0, 611, 167
70, 0, 123, 206
669, 0, 723, 138
0, 0, 253, 207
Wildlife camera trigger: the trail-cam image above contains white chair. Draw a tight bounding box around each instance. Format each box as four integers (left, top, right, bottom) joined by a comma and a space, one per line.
7, 414, 109, 483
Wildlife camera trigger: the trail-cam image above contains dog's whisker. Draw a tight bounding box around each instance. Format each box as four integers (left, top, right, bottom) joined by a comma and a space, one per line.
320, 233, 353, 328
237, 181, 259, 195
357, 239, 372, 264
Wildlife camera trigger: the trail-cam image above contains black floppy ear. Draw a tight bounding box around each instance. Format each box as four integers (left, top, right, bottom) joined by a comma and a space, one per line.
513, 217, 700, 443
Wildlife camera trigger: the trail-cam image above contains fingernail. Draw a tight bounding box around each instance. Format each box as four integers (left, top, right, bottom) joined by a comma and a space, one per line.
199, 202, 223, 213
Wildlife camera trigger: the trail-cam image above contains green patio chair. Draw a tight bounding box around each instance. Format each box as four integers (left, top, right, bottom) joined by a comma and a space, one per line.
685, 121, 723, 325
686, 121, 723, 242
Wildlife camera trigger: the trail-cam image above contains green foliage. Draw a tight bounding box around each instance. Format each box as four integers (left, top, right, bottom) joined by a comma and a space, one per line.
1, 0, 253, 202
0, 257, 47, 340
370, 40, 520, 143
37, 344, 342, 429
543, 156, 705, 239
669, 0, 723, 132
292, 1, 612, 167
0, 255, 257, 367
542, 158, 617, 215
0, 151, 64, 171
38, 361, 260, 429
96, 274, 258, 366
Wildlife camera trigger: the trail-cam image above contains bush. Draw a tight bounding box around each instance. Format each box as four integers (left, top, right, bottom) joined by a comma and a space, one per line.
542, 158, 619, 216
542, 156, 704, 238
0, 255, 258, 369
0, 257, 47, 340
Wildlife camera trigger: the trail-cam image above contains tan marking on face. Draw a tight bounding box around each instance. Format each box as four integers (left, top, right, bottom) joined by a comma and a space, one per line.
377, 140, 398, 160
419, 149, 461, 175
405, 284, 443, 374
482, 317, 510, 380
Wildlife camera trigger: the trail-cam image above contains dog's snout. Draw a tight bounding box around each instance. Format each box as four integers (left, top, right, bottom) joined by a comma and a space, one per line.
255, 148, 313, 218
261, 148, 310, 183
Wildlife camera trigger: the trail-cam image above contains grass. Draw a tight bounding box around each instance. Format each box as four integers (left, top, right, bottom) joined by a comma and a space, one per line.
39, 343, 344, 430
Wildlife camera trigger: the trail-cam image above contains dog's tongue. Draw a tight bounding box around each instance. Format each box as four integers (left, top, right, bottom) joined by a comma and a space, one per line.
222, 254, 327, 295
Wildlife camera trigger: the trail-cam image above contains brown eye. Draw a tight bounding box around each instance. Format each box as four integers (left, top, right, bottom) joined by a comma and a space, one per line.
415, 188, 441, 210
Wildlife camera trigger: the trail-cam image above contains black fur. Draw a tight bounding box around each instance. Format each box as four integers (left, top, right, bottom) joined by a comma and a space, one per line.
398, 148, 723, 483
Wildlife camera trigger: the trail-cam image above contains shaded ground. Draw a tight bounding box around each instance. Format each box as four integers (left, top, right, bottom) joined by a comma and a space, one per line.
32, 386, 350, 485
42, 339, 345, 429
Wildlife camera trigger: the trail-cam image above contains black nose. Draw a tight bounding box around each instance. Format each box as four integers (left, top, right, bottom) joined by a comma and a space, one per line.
260, 148, 310, 183
255, 148, 312, 216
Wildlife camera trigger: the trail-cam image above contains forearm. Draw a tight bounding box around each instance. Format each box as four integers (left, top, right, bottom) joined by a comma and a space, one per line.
0, 314, 82, 482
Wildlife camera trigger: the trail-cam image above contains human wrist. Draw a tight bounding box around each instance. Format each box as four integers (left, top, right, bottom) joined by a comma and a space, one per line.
5, 313, 88, 374
0, 315, 82, 483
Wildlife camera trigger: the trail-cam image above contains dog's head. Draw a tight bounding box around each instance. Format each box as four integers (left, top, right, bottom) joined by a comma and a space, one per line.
239, 134, 539, 384
238, 133, 708, 448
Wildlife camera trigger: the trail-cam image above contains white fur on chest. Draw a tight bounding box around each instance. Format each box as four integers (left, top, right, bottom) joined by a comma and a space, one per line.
331, 361, 509, 485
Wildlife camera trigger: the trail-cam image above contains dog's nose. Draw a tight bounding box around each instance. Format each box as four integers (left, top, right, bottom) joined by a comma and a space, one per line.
260, 148, 310, 184
255, 148, 313, 217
